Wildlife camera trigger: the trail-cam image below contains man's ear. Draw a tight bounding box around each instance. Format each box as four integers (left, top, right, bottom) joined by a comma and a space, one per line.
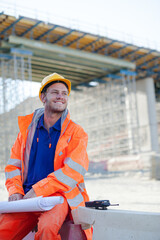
41, 93, 46, 103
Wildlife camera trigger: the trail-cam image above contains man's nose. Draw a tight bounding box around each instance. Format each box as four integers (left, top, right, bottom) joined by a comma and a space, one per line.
56, 93, 63, 98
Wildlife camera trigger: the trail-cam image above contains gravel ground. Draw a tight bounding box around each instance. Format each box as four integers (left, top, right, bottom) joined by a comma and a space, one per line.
0, 172, 160, 213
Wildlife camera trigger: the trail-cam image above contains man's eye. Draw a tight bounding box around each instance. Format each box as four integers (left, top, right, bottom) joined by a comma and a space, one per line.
49, 91, 68, 95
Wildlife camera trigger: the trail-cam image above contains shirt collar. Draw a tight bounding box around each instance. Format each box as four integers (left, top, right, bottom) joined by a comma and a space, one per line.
53, 117, 61, 131
38, 114, 61, 131
38, 114, 45, 129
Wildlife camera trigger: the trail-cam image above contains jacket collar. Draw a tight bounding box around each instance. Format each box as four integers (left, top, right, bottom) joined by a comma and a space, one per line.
61, 108, 70, 136
18, 108, 70, 141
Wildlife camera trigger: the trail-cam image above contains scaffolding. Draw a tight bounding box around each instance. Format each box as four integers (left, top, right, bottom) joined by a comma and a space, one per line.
0, 50, 33, 168
69, 70, 140, 163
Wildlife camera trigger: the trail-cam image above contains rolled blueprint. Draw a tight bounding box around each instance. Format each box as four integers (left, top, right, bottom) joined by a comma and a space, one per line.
0, 196, 64, 213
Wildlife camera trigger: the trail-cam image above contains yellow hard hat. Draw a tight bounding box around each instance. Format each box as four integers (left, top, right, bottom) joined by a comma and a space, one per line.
39, 72, 71, 101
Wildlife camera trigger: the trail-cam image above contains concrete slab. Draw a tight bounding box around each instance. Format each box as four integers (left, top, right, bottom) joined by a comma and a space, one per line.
72, 206, 160, 240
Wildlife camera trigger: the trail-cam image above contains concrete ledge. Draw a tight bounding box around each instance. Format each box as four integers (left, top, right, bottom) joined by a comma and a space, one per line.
72, 207, 160, 240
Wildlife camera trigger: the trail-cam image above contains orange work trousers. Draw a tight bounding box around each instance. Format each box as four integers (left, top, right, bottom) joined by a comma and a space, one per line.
0, 196, 69, 240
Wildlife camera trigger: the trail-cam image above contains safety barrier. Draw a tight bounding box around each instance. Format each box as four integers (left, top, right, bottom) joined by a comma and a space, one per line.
72, 206, 160, 240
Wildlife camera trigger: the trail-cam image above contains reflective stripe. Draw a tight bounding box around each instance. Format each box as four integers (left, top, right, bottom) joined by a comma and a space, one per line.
67, 193, 84, 207
67, 136, 71, 143
78, 182, 86, 192
59, 151, 63, 156
79, 182, 85, 189
7, 159, 21, 168
23, 109, 44, 183
5, 169, 21, 180
54, 169, 77, 187
65, 183, 86, 194
65, 188, 73, 194
65, 157, 86, 176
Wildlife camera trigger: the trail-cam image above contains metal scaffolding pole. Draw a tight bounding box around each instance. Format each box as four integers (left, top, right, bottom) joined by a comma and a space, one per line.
0, 50, 33, 168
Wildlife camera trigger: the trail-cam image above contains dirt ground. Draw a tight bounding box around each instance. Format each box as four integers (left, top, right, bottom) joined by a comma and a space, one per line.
0, 171, 160, 213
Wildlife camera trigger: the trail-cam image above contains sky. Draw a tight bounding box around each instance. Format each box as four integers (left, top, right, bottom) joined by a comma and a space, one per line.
1, 0, 160, 50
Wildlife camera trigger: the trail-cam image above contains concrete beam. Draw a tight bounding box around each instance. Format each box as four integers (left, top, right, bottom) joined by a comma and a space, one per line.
8, 36, 135, 70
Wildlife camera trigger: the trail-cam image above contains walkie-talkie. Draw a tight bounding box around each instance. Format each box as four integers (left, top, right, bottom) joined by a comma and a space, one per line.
85, 200, 119, 210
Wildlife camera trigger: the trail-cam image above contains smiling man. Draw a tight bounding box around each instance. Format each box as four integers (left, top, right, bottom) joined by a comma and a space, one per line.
0, 73, 92, 240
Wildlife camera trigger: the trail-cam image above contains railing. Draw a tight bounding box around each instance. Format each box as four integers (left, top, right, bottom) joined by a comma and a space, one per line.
0, 1, 160, 51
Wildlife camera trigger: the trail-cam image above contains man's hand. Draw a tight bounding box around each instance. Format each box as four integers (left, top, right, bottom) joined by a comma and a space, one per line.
8, 193, 23, 202
23, 188, 37, 199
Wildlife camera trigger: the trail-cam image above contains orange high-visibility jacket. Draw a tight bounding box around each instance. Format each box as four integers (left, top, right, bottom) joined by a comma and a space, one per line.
5, 108, 90, 210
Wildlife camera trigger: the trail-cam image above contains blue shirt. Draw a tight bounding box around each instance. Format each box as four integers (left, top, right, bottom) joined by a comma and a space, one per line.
23, 114, 61, 194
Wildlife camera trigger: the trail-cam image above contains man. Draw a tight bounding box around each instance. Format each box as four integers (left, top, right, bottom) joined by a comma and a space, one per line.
0, 73, 92, 240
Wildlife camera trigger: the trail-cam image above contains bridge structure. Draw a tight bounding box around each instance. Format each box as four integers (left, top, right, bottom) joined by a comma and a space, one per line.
0, 9, 160, 173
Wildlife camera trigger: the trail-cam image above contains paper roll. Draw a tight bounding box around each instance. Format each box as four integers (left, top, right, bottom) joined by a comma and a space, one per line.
0, 196, 64, 213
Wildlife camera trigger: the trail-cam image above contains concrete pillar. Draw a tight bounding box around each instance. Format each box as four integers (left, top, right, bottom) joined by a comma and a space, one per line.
136, 77, 159, 153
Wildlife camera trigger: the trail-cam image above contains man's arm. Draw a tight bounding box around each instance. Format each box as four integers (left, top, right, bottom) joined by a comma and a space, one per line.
5, 132, 25, 198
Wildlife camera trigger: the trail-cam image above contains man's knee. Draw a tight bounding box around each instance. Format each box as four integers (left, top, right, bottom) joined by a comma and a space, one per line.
35, 222, 61, 240
39, 220, 60, 233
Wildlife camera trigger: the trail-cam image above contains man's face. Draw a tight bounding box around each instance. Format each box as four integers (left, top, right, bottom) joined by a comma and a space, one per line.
41, 82, 69, 113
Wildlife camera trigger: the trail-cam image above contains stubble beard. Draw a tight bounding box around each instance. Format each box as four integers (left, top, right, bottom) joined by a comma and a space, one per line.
46, 102, 67, 114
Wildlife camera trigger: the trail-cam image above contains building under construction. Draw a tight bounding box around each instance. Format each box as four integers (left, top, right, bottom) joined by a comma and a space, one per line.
0, 5, 160, 176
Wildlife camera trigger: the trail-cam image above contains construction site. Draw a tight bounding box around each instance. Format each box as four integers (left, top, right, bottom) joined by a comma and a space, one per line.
0, 2, 160, 179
